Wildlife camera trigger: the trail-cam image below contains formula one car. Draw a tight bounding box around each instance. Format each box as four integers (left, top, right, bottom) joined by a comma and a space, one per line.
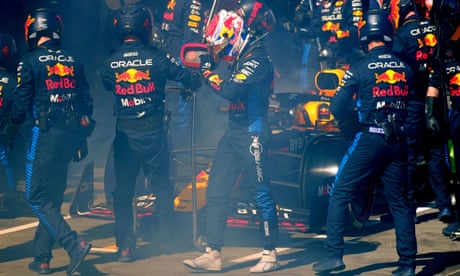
69, 161, 309, 234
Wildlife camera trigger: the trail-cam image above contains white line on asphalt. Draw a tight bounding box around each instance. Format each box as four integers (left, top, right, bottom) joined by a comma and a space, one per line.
90, 247, 118, 254
0, 215, 71, 236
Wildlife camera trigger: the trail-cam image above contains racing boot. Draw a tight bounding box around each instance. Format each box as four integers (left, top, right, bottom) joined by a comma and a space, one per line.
438, 208, 455, 224
312, 255, 345, 273
66, 238, 91, 275
442, 221, 459, 237
392, 266, 415, 276
183, 247, 222, 271
249, 249, 280, 273
118, 247, 135, 262
28, 257, 51, 274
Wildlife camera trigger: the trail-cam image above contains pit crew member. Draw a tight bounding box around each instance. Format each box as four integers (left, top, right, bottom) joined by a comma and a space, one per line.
312, 10, 417, 276
100, 3, 201, 262
7, 8, 94, 275
390, 0, 454, 223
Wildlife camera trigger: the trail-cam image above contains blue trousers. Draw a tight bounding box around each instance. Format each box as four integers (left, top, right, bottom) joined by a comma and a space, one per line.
326, 132, 417, 268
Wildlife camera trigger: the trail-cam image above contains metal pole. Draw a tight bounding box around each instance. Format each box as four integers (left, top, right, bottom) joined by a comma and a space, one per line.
191, 90, 198, 243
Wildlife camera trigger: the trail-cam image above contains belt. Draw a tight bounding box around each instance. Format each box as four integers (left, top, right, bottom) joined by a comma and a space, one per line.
117, 114, 163, 130
360, 126, 385, 135
34, 118, 77, 129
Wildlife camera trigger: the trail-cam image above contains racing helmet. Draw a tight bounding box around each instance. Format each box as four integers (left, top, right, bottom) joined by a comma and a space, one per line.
205, 9, 249, 62
25, 8, 63, 50
236, 0, 276, 37
360, 9, 393, 45
0, 33, 17, 68
114, 3, 153, 44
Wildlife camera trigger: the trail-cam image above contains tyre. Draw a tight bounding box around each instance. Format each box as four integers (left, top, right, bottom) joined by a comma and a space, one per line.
299, 133, 350, 230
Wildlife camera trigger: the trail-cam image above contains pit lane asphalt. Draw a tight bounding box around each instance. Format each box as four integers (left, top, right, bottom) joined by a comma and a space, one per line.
1, 162, 460, 276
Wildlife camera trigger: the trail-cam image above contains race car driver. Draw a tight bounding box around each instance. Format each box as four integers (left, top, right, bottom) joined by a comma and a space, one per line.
7, 8, 94, 275
312, 10, 417, 276
100, 3, 201, 262
182, 0, 280, 272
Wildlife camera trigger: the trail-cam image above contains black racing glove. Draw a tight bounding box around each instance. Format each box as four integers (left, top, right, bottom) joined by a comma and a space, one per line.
80, 115, 96, 138
199, 54, 215, 72
188, 71, 202, 91
199, 54, 222, 92
425, 96, 440, 134
73, 137, 88, 162
73, 115, 95, 162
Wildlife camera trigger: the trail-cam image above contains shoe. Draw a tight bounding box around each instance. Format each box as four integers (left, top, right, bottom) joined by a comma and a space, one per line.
392, 266, 415, 276
67, 239, 91, 275
118, 248, 134, 262
183, 247, 222, 271
312, 257, 345, 273
249, 249, 280, 273
29, 259, 51, 274
442, 222, 459, 236
438, 208, 455, 223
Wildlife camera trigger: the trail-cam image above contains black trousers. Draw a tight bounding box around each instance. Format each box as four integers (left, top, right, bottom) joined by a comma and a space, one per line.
326, 132, 417, 268
112, 118, 174, 249
26, 126, 80, 261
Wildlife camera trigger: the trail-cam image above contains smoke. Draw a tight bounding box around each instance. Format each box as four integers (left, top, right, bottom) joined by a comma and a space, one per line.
0, 0, 316, 191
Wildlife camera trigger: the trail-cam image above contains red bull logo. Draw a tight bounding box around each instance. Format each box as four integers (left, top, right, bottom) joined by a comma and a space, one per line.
424, 33, 437, 47
375, 69, 406, 84
115, 82, 155, 95
115, 68, 150, 83
449, 73, 460, 87
45, 78, 76, 90
167, 0, 176, 10
47, 62, 74, 77
208, 74, 223, 85
322, 21, 341, 32
318, 103, 331, 120
336, 29, 350, 39
449, 73, 460, 97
